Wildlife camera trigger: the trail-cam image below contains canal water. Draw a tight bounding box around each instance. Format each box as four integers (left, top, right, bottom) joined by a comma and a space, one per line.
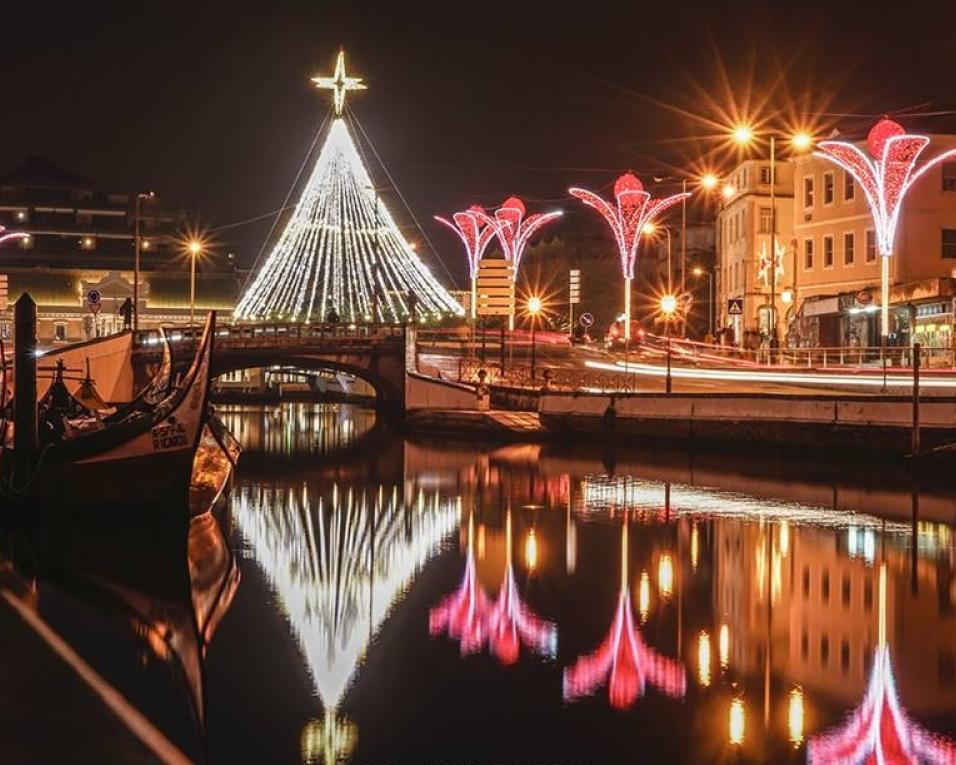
7, 402, 956, 764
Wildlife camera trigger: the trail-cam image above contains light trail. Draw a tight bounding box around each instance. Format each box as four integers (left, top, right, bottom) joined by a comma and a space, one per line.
584, 359, 956, 390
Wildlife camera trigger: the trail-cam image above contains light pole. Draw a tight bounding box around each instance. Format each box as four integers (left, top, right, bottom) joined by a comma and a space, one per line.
692, 265, 714, 337
731, 126, 812, 351
133, 191, 154, 331
527, 295, 542, 382
188, 239, 203, 325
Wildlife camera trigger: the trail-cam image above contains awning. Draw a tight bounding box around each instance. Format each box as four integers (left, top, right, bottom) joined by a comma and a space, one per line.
801, 296, 841, 317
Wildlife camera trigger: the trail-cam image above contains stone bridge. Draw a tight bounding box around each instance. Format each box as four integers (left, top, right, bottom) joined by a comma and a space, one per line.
164, 322, 411, 411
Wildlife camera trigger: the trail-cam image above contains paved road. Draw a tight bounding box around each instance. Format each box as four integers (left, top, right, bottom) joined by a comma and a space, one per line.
418, 342, 956, 397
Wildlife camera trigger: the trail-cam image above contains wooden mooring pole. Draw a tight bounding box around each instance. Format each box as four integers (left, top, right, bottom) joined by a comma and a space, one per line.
912, 341, 921, 457
13, 294, 38, 478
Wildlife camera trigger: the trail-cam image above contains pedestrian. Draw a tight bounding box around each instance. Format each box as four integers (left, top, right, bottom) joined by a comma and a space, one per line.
119, 297, 133, 330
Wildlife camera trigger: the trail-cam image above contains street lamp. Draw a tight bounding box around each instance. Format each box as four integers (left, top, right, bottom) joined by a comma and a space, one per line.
729, 125, 813, 351
692, 264, 715, 336
133, 191, 155, 331
660, 293, 678, 393
527, 295, 542, 381
187, 238, 203, 325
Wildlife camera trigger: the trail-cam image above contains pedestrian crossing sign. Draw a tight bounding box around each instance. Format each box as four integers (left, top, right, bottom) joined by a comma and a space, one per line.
727, 298, 743, 315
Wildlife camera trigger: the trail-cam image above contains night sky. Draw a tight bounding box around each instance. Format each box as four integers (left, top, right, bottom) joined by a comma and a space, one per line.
4, 1, 956, 285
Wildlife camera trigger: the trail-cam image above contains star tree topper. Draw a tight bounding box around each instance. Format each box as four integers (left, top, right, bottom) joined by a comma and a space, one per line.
312, 49, 366, 116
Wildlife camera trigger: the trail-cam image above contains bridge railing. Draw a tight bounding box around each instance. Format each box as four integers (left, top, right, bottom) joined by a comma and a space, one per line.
457, 357, 638, 393
164, 321, 407, 347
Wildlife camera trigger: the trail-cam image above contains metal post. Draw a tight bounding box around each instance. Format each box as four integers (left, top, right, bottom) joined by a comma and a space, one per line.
680, 178, 687, 294
912, 341, 921, 456
14, 293, 38, 474
881, 255, 890, 343
133, 194, 141, 331
769, 135, 778, 353
531, 314, 537, 382
708, 271, 714, 336
190, 250, 197, 326
623, 277, 632, 342
665, 320, 672, 394
499, 321, 505, 372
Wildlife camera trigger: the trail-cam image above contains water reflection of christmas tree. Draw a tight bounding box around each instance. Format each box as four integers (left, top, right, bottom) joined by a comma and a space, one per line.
233, 482, 460, 764
563, 521, 685, 709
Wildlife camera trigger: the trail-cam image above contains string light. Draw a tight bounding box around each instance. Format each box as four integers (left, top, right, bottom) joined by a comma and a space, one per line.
757, 239, 786, 286
311, 48, 366, 117
815, 118, 956, 257
237, 54, 462, 323
434, 205, 497, 280
474, 196, 562, 281
569, 173, 689, 280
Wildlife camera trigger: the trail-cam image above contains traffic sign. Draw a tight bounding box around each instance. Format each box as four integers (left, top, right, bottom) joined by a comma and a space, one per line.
87, 288, 102, 315
569, 269, 581, 305
476, 258, 515, 317
579, 312, 594, 328
727, 298, 743, 316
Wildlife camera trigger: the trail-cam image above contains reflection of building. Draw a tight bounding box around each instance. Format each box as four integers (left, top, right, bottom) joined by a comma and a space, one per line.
0, 157, 240, 343
714, 518, 956, 715
789, 138, 956, 350
715, 158, 795, 344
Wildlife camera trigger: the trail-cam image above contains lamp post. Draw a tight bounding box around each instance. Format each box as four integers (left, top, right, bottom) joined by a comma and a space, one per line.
133, 191, 154, 331
692, 265, 714, 336
527, 295, 542, 382
188, 239, 203, 325
730, 126, 812, 351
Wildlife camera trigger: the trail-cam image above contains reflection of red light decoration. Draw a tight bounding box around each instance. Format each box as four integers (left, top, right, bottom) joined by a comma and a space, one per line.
0, 226, 28, 247
488, 564, 557, 665
569, 174, 689, 280
563, 590, 686, 708
563, 522, 685, 708
475, 196, 562, 280
434, 205, 497, 280
429, 551, 491, 655
807, 645, 956, 765
430, 514, 557, 665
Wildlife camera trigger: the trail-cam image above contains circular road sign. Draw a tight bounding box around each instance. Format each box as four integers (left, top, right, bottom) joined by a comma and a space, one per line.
87, 289, 102, 315
579, 312, 595, 328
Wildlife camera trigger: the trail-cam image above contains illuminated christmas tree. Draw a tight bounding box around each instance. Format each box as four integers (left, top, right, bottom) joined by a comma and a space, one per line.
236, 50, 463, 323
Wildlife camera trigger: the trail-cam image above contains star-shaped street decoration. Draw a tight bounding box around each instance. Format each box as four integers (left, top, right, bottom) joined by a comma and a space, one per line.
312, 49, 366, 116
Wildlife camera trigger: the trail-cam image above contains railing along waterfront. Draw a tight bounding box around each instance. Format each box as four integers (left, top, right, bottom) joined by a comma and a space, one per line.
163, 321, 407, 348
457, 357, 638, 393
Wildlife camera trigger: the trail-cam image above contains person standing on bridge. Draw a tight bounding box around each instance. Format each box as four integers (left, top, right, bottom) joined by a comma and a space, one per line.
119, 297, 133, 331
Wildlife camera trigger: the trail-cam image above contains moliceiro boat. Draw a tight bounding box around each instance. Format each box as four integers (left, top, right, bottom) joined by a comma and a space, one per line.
1, 313, 217, 510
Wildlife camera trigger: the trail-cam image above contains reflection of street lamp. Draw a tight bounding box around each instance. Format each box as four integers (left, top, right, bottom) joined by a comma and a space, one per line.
729, 697, 746, 746
524, 529, 538, 571
187, 239, 204, 325
527, 295, 542, 381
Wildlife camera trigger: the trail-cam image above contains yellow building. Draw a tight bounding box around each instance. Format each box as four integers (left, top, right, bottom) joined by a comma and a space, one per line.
790, 137, 956, 350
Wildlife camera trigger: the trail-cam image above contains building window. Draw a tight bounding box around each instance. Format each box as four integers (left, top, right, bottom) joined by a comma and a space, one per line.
804, 176, 814, 208
54, 323, 67, 342
864, 579, 873, 611
801, 630, 809, 661
866, 230, 877, 262
802, 566, 810, 597
841, 640, 851, 673
759, 206, 772, 234
822, 569, 830, 602
845, 172, 856, 201
842, 575, 851, 607
844, 232, 855, 265
943, 229, 956, 259
943, 162, 956, 192
821, 634, 830, 666
823, 235, 834, 268
760, 165, 772, 184
823, 172, 835, 205
804, 239, 814, 270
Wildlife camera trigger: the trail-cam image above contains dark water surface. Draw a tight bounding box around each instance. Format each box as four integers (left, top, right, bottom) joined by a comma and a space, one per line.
8, 402, 956, 764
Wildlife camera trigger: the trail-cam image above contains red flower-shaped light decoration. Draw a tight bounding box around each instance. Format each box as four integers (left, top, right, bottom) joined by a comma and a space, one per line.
807, 645, 956, 764
434, 205, 497, 280
429, 550, 492, 656
569, 174, 690, 280
0, 225, 28, 247
563, 522, 685, 709
475, 197, 562, 281
488, 563, 557, 665
815, 118, 956, 257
